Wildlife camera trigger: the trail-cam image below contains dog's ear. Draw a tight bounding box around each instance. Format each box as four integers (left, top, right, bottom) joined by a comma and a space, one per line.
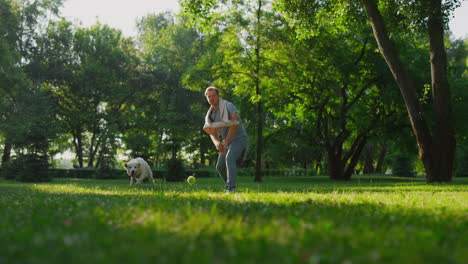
124, 163, 128, 168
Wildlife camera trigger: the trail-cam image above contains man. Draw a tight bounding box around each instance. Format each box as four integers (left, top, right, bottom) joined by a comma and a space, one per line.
203, 86, 247, 193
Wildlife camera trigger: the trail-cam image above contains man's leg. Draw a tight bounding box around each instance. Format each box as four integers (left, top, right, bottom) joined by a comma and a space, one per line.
216, 153, 227, 188
225, 137, 247, 191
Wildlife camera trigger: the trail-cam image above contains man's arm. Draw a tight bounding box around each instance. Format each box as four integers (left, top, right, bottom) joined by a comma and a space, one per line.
223, 112, 239, 147
209, 128, 225, 153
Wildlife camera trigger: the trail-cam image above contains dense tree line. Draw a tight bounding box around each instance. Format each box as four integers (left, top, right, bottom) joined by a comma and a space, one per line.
0, 0, 466, 182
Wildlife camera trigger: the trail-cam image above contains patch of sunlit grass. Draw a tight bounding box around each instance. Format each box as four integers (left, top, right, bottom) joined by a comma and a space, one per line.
0, 176, 466, 264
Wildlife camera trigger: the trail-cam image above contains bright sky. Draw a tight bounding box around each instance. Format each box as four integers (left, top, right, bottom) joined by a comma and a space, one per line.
60, 0, 181, 38
60, 0, 467, 39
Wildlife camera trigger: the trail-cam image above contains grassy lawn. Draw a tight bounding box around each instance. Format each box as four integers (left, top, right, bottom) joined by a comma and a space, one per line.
0, 175, 466, 264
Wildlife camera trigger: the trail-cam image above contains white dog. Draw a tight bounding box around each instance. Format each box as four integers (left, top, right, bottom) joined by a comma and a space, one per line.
124, 157, 155, 186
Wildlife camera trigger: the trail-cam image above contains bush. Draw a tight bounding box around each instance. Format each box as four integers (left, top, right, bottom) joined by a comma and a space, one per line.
94, 168, 119, 179
47, 169, 70, 178
152, 169, 166, 179
94, 156, 123, 179
185, 168, 216, 178
455, 147, 468, 177
1, 158, 22, 180
165, 158, 185, 182
68, 168, 95, 179
392, 155, 415, 177
237, 168, 316, 177
1, 154, 51, 182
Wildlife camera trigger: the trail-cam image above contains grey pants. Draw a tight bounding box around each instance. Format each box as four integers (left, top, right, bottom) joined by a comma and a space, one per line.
216, 137, 247, 191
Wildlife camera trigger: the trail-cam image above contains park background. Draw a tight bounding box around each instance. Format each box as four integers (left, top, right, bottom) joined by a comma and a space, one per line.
1, 0, 468, 182
1, 1, 467, 263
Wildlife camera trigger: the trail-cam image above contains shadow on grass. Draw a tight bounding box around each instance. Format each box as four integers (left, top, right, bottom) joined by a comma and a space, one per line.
2, 174, 467, 194
262, 174, 468, 184
0, 178, 466, 264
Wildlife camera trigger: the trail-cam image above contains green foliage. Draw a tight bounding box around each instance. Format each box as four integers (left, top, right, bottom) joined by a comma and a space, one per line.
185, 168, 216, 178
0, 176, 466, 263
36, 21, 139, 167
0, 0, 64, 159
68, 168, 96, 179
1, 154, 51, 182
135, 12, 205, 161
46, 168, 70, 178
1, 84, 61, 154
448, 39, 468, 176
1, 158, 20, 180
377, 0, 462, 34
94, 158, 120, 179
455, 146, 468, 177
1, 0, 467, 180
391, 154, 416, 178
165, 158, 186, 182
238, 168, 316, 177
122, 131, 156, 162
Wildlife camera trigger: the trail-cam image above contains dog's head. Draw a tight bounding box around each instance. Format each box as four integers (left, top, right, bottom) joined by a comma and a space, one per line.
124, 161, 141, 177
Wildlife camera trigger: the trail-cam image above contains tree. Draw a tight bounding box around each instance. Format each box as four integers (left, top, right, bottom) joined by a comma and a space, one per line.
1, 84, 60, 155
36, 21, 139, 167
0, 0, 22, 164
0, 0, 63, 164
361, 0, 459, 182
447, 39, 468, 177
135, 12, 204, 162
182, 0, 285, 181
275, 0, 459, 182
266, 1, 406, 180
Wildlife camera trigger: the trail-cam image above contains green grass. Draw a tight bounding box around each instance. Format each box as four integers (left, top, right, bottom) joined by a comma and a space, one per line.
0, 175, 467, 264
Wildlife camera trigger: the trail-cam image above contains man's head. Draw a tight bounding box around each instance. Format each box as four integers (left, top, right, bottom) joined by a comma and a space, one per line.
205, 86, 219, 107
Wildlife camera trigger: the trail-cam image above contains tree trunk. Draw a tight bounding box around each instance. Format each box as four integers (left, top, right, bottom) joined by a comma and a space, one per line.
255, 99, 263, 182
2, 143, 12, 165
375, 143, 388, 173
254, 0, 263, 183
363, 142, 375, 174
72, 130, 84, 168
87, 130, 103, 168
328, 150, 345, 180
344, 135, 368, 180
427, 0, 456, 182
363, 0, 435, 181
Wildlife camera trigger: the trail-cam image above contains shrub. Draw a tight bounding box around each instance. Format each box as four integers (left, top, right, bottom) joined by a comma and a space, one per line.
238, 168, 254, 176
68, 168, 95, 179
1, 158, 22, 180
94, 168, 118, 179
392, 155, 415, 177
1, 154, 52, 182
455, 147, 468, 177
237, 168, 316, 177
165, 158, 185, 182
185, 168, 215, 178
152, 169, 166, 179
47, 169, 70, 178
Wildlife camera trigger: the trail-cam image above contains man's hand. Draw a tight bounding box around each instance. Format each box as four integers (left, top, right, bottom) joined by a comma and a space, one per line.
216, 142, 226, 154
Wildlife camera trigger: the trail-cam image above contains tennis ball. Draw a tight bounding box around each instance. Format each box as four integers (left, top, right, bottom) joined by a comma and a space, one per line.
187, 175, 196, 185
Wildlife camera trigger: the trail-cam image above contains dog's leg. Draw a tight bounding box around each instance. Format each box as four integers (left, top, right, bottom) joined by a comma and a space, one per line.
129, 177, 134, 186
136, 177, 144, 185
148, 173, 156, 186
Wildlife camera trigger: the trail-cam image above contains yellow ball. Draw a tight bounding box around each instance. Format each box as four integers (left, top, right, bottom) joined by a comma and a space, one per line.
187, 175, 196, 185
